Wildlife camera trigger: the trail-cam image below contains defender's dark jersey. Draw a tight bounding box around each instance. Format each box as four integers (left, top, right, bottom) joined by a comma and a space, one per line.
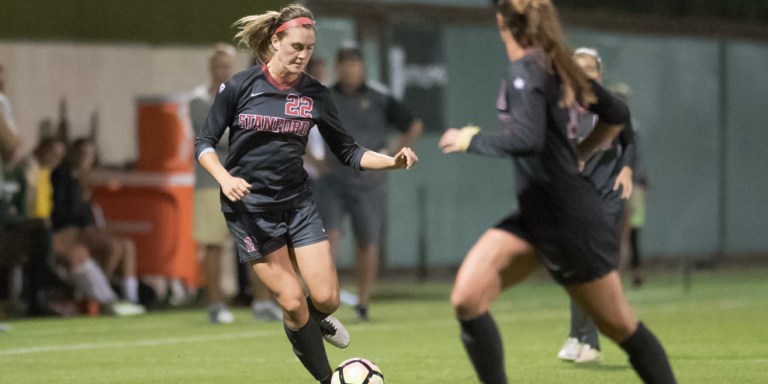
194, 65, 367, 213
467, 53, 630, 284
572, 108, 635, 222
468, 58, 628, 196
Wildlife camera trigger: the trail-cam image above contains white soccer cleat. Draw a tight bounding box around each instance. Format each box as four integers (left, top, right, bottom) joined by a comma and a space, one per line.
319, 315, 350, 349
575, 344, 603, 364
557, 337, 581, 361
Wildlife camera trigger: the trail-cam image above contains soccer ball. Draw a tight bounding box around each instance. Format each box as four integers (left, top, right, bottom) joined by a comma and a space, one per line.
330, 358, 384, 384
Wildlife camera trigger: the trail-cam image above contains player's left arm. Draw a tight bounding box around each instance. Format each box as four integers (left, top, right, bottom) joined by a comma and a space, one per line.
316, 90, 420, 171
359, 147, 418, 170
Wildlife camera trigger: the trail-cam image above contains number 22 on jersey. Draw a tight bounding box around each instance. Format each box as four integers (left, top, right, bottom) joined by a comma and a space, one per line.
285, 94, 313, 118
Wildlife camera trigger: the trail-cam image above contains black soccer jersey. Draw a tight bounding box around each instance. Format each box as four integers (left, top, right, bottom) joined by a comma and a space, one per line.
465, 53, 630, 284
194, 65, 368, 213
467, 55, 629, 198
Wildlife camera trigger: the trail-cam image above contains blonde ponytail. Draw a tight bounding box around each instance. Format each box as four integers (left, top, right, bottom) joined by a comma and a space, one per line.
233, 3, 315, 65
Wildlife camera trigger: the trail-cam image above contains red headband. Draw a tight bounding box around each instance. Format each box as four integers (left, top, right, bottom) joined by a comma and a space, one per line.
274, 17, 315, 35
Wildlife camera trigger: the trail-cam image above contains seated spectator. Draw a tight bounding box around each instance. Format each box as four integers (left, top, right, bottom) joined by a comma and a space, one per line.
51, 138, 144, 315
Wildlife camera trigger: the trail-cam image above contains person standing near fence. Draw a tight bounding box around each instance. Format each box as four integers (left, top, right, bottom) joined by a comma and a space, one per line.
315, 47, 423, 321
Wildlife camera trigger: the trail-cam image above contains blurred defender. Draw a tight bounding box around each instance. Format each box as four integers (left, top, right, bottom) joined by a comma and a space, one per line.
439, 1, 675, 382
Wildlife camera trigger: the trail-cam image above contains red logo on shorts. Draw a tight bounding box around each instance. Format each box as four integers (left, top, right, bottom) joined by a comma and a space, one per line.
244, 237, 257, 253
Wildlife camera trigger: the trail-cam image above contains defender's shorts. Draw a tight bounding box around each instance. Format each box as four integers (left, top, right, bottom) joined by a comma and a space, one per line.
494, 186, 619, 286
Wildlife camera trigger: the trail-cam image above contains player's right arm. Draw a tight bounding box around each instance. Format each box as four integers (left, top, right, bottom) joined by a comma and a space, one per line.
440, 59, 547, 157
194, 78, 251, 202
315, 88, 368, 170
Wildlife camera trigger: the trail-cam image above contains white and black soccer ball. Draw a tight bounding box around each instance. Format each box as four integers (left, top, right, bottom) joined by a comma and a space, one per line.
330, 358, 384, 384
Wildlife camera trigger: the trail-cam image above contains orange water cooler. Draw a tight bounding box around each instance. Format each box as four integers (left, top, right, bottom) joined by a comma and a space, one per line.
92, 96, 199, 287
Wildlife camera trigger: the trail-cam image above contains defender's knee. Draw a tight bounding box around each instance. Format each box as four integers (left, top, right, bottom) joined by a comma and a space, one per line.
451, 288, 486, 320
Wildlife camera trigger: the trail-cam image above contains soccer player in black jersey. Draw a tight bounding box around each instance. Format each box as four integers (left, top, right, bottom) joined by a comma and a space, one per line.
193, 4, 417, 384
438, 1, 675, 383
557, 47, 637, 364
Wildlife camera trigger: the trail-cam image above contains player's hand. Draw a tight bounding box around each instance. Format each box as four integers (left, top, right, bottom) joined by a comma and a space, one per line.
219, 175, 252, 202
393, 147, 419, 170
439, 126, 480, 154
613, 166, 633, 199
438, 128, 462, 153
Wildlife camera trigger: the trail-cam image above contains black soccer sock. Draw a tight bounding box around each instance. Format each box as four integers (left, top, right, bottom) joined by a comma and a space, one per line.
307, 296, 329, 322
459, 312, 508, 384
284, 320, 333, 382
619, 322, 676, 384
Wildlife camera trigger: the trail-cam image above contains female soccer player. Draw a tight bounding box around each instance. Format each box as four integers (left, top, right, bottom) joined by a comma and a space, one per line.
438, 1, 675, 383
194, 4, 417, 383
557, 47, 636, 364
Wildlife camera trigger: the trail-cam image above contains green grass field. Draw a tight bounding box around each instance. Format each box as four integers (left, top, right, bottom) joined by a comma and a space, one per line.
2, 268, 767, 383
